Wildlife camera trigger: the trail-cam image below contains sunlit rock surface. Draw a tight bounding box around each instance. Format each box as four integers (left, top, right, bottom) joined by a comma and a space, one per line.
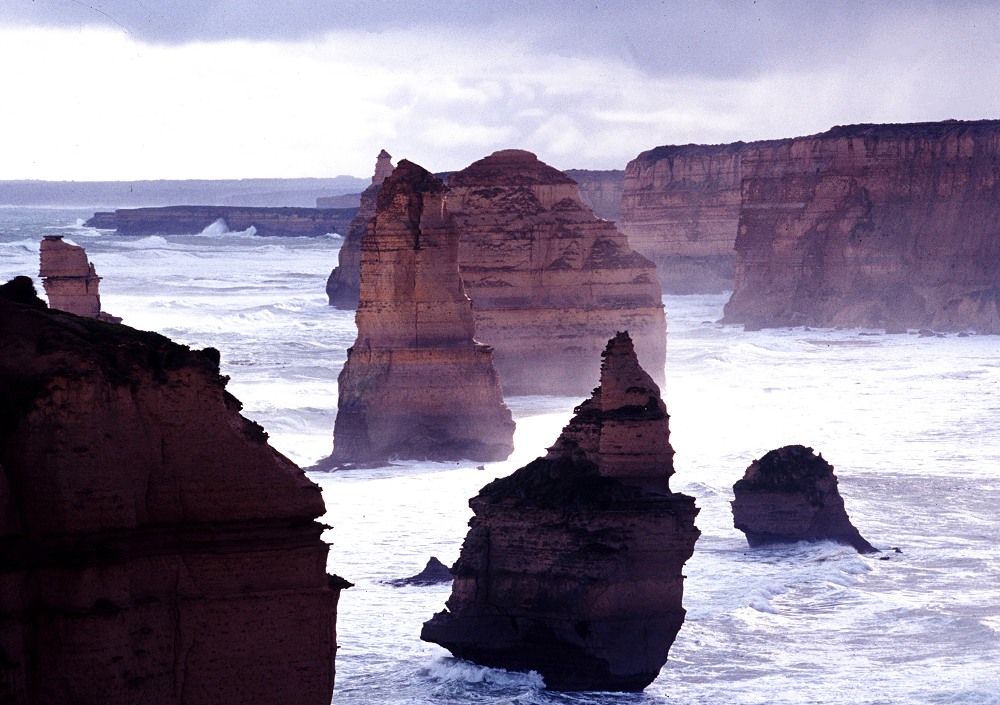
39, 235, 119, 322
449, 150, 666, 395
0, 277, 347, 705
422, 332, 699, 691
731, 445, 877, 554
327, 149, 395, 309
329, 160, 514, 465
722, 120, 1000, 332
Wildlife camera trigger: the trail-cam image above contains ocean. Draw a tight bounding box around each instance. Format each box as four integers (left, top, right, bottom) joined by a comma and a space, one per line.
2, 206, 999, 704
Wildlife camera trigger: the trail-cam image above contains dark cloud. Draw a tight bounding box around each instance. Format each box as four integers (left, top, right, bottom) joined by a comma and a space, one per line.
7, 0, 997, 79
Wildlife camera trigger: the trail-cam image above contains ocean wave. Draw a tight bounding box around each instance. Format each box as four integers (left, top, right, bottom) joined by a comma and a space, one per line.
198, 218, 258, 238
425, 658, 544, 689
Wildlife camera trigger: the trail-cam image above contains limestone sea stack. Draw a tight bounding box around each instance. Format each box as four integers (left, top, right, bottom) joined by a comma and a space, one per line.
39, 235, 120, 322
421, 332, 700, 691
327, 149, 395, 309
731, 445, 877, 554
0, 277, 347, 705
449, 150, 666, 395
722, 120, 1000, 332
328, 160, 514, 465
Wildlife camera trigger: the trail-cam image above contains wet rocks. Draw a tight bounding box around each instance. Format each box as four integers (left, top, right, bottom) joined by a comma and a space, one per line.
328, 160, 514, 465
449, 150, 666, 395
421, 332, 699, 691
39, 235, 120, 322
731, 445, 877, 554
387, 557, 453, 587
0, 278, 347, 705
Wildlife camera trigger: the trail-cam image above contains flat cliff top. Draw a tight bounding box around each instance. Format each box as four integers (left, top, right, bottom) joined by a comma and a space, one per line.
449, 149, 577, 187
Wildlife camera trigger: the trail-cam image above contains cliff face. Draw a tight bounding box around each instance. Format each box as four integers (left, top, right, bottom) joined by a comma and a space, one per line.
86, 205, 358, 238
731, 445, 876, 554
621, 143, 758, 293
326, 150, 394, 309
563, 169, 625, 222
0, 278, 346, 705
422, 333, 699, 692
329, 160, 515, 465
449, 150, 666, 395
722, 120, 1000, 331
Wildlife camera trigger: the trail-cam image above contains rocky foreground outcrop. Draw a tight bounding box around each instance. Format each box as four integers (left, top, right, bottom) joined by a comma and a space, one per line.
722, 120, 1000, 332
326, 149, 395, 309
86, 204, 357, 238
327, 160, 514, 465
450, 150, 666, 395
39, 235, 120, 322
0, 277, 347, 705
731, 445, 876, 554
421, 332, 699, 691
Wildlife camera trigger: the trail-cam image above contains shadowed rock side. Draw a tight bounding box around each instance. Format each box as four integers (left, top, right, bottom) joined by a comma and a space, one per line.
39, 235, 120, 322
85, 205, 357, 238
328, 160, 514, 465
386, 557, 453, 587
0, 278, 348, 705
326, 149, 395, 309
449, 150, 666, 396
722, 120, 1000, 332
422, 332, 699, 691
731, 445, 877, 554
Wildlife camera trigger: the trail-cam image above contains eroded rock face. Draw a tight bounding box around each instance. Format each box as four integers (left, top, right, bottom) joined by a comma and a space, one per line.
722, 120, 1000, 332
327, 150, 395, 309
39, 235, 119, 321
449, 150, 666, 395
329, 160, 514, 464
0, 279, 347, 705
731, 445, 876, 554
421, 332, 699, 691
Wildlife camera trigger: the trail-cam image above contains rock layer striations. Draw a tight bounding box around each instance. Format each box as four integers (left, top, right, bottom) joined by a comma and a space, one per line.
722, 120, 1000, 331
329, 160, 514, 464
327, 149, 395, 309
39, 235, 119, 322
449, 150, 666, 395
731, 445, 876, 554
421, 332, 699, 691
0, 278, 347, 705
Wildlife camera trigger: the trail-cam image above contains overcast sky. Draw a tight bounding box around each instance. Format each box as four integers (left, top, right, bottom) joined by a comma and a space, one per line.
1, 0, 998, 180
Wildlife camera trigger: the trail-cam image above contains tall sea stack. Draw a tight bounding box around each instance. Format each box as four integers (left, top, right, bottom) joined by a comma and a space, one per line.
449, 149, 667, 395
421, 332, 699, 691
0, 277, 346, 705
327, 149, 395, 309
329, 160, 514, 465
39, 235, 120, 322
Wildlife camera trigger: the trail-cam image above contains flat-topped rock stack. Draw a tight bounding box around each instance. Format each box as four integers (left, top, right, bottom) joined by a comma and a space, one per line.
328, 160, 514, 465
421, 332, 699, 691
448, 150, 666, 395
39, 235, 120, 322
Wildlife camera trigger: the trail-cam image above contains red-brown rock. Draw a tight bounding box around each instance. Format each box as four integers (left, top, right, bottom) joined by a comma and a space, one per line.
39, 235, 119, 321
0, 278, 347, 705
731, 445, 877, 554
421, 332, 699, 691
328, 160, 515, 465
450, 150, 666, 395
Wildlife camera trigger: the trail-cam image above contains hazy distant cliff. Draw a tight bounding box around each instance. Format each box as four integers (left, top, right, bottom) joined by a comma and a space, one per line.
87, 205, 357, 237
722, 120, 1000, 332
564, 169, 624, 222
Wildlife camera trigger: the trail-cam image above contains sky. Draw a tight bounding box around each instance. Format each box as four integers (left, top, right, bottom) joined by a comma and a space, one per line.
1, 0, 999, 180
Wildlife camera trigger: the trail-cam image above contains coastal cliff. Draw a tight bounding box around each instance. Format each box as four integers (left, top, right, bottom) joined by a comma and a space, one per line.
449, 150, 666, 395
0, 277, 346, 705
86, 205, 357, 238
563, 168, 625, 222
722, 120, 1000, 331
422, 333, 699, 691
328, 160, 514, 465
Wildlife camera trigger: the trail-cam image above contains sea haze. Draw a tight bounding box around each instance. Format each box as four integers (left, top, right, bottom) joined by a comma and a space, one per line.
1, 208, 999, 704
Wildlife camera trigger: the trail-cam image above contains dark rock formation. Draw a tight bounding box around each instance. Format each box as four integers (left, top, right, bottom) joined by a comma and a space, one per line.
0, 278, 348, 705
387, 557, 453, 587
328, 160, 514, 465
449, 150, 666, 395
39, 235, 120, 322
326, 150, 395, 309
85, 205, 358, 238
563, 168, 625, 222
722, 120, 1000, 332
731, 445, 877, 554
421, 332, 699, 692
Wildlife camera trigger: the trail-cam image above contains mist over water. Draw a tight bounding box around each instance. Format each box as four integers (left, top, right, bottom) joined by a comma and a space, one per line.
2, 207, 999, 703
